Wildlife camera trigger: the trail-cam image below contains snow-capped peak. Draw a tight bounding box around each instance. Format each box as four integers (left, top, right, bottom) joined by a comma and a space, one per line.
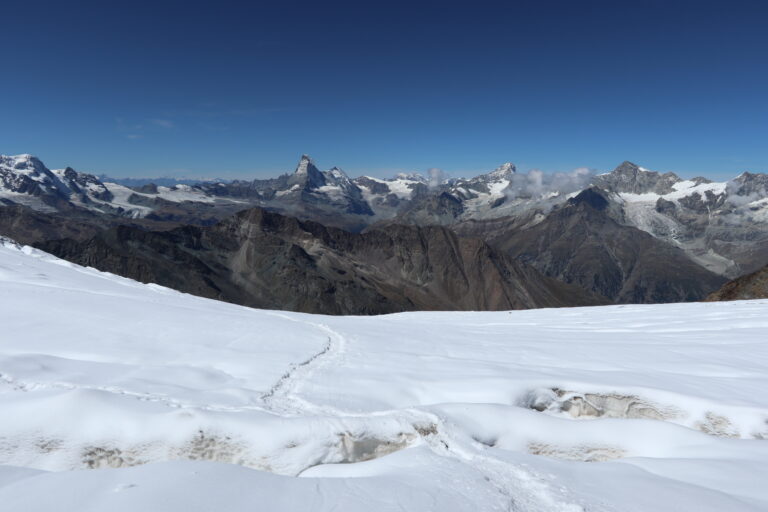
287, 155, 326, 189
393, 172, 427, 183
1, 153, 35, 164
487, 162, 516, 180
0, 154, 49, 175
461, 162, 516, 187
612, 161, 642, 175
294, 154, 317, 175
0, 154, 59, 197
327, 166, 348, 180
322, 166, 354, 188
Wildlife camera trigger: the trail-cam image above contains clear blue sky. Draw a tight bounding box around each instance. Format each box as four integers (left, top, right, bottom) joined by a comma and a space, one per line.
1, 0, 766, 180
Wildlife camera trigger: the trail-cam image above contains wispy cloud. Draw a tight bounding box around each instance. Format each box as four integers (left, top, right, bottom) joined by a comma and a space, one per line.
426, 167, 449, 188
116, 117, 174, 140
150, 119, 174, 129
504, 167, 596, 200
115, 105, 299, 141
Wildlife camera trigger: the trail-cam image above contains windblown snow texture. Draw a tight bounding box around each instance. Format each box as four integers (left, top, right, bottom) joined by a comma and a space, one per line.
0, 238, 767, 511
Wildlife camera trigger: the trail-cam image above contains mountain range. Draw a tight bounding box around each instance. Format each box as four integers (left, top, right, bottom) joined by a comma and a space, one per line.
2, 153, 767, 312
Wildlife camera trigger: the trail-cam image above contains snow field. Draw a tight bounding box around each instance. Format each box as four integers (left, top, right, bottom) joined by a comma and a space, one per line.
0, 238, 767, 511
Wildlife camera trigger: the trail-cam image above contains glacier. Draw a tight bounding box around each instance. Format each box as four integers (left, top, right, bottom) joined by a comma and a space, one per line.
0, 237, 766, 511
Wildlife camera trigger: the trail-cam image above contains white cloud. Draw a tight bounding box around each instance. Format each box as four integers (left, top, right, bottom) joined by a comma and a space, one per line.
426, 168, 448, 188
505, 167, 596, 200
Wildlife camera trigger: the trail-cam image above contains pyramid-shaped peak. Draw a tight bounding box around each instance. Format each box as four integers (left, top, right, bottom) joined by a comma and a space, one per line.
288, 155, 326, 189
294, 154, 320, 175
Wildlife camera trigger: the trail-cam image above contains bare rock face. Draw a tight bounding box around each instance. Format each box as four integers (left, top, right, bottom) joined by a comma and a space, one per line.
37, 207, 604, 315
486, 188, 727, 303
0, 205, 107, 245
593, 161, 685, 195
706, 263, 768, 301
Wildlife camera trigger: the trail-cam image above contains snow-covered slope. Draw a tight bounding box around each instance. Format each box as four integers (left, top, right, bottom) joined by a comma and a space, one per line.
354, 174, 428, 217
0, 237, 767, 511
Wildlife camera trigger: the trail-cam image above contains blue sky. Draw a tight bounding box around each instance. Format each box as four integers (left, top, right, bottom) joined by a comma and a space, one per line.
1, 0, 766, 180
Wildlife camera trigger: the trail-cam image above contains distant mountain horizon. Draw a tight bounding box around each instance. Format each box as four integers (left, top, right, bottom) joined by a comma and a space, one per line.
97, 174, 233, 187
2, 152, 768, 297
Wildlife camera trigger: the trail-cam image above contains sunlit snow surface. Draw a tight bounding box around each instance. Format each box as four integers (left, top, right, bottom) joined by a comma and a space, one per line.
0, 238, 767, 511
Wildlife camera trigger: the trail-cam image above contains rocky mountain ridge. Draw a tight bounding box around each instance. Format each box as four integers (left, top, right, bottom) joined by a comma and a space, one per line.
706, 262, 768, 301
37, 207, 604, 314
5, 154, 767, 275
2, 153, 767, 309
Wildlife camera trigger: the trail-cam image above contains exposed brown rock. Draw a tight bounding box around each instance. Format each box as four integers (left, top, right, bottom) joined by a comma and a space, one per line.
706, 263, 768, 301
37, 207, 605, 315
